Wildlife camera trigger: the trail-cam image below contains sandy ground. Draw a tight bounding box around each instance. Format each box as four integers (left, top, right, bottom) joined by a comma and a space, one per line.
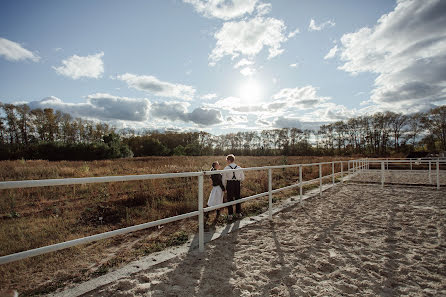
75, 173, 446, 297
349, 170, 446, 185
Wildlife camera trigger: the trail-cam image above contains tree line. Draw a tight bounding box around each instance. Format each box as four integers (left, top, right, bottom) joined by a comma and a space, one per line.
0, 102, 132, 160
0, 101, 445, 160
122, 106, 446, 157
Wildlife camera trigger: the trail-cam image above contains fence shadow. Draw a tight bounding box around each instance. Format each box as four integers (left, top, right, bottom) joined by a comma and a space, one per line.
149, 220, 241, 297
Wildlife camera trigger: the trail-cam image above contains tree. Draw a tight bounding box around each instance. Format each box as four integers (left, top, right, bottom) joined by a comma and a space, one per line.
424, 106, 446, 151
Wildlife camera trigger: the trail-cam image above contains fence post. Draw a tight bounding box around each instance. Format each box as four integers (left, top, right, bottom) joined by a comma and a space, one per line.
299, 165, 303, 203
348, 160, 350, 175
437, 161, 440, 190
381, 161, 384, 189
319, 164, 322, 197
268, 168, 273, 220
410, 159, 413, 170
429, 161, 432, 184
332, 162, 335, 185
341, 161, 344, 183
198, 174, 204, 252
386, 159, 388, 171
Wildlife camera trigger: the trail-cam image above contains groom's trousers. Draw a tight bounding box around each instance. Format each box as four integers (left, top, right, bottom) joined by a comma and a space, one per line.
226, 180, 241, 215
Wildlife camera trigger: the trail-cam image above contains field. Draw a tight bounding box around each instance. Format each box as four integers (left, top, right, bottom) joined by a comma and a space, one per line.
77, 175, 446, 297
0, 156, 351, 296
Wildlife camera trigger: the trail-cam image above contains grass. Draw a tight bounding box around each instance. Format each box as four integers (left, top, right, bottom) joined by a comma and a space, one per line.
0, 155, 353, 295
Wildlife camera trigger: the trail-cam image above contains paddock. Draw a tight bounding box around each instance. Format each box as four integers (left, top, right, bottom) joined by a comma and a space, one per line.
65, 171, 446, 297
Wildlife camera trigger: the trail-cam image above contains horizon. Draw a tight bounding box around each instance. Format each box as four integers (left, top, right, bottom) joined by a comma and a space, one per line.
1, 0, 445, 135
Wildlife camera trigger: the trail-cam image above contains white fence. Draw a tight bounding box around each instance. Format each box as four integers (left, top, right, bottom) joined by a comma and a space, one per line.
0, 158, 443, 265
359, 158, 445, 189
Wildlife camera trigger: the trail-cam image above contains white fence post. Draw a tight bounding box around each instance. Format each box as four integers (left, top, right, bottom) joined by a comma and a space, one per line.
386, 159, 389, 171
437, 161, 440, 190
268, 168, 273, 220
341, 161, 344, 183
198, 174, 204, 252
332, 162, 335, 185
429, 161, 432, 184
299, 165, 303, 203
319, 164, 322, 197
381, 161, 385, 189
410, 159, 413, 170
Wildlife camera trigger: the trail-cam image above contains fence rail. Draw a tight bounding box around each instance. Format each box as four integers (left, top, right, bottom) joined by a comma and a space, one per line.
0, 158, 443, 265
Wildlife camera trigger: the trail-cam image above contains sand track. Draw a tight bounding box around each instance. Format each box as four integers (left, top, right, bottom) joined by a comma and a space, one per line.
77, 179, 446, 297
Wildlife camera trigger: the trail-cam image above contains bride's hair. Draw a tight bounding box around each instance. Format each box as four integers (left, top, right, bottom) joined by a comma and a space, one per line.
211, 161, 219, 171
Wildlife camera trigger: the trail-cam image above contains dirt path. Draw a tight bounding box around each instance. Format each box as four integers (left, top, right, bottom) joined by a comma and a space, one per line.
77, 181, 446, 297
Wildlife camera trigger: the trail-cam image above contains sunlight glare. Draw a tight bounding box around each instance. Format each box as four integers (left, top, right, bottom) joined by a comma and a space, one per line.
239, 79, 262, 103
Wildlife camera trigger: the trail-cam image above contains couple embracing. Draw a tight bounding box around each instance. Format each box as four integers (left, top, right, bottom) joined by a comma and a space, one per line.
207, 154, 245, 221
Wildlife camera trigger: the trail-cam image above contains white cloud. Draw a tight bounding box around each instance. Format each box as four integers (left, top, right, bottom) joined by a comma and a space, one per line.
272, 85, 330, 109
210, 16, 287, 64
324, 45, 338, 59
234, 58, 254, 68
256, 3, 271, 16
308, 19, 336, 31
183, 0, 258, 20
117, 73, 196, 100
0, 37, 40, 62
288, 28, 300, 38
240, 66, 256, 76
53, 52, 104, 79
289, 63, 298, 68
212, 85, 330, 118
28, 93, 151, 122
334, 0, 446, 109
201, 93, 217, 100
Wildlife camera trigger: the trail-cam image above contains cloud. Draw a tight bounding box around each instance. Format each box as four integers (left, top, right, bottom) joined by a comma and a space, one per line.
211, 85, 331, 121
227, 115, 248, 123
183, 0, 258, 20
240, 66, 256, 76
188, 107, 223, 125
289, 63, 298, 68
151, 101, 223, 126
273, 116, 303, 128
256, 3, 271, 16
53, 52, 104, 79
308, 19, 336, 31
234, 58, 254, 68
324, 45, 338, 59
150, 101, 189, 122
272, 85, 330, 109
28, 93, 150, 121
288, 28, 300, 38
334, 0, 446, 109
201, 93, 217, 100
210, 16, 287, 64
0, 37, 40, 62
117, 73, 196, 100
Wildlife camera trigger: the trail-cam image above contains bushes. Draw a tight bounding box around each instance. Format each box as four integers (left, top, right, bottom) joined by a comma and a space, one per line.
0, 134, 133, 161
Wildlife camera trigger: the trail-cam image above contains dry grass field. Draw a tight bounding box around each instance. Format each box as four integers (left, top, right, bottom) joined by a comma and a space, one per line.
0, 156, 351, 296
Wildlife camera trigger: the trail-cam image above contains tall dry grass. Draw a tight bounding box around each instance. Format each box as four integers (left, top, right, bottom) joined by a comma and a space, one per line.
0, 156, 352, 295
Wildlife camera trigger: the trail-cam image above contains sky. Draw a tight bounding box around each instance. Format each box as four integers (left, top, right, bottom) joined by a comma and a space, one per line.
1, 0, 445, 134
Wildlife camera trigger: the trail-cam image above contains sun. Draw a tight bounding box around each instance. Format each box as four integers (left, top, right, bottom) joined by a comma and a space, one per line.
238, 79, 262, 103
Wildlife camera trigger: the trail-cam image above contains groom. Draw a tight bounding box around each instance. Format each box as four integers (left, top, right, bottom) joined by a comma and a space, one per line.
222, 154, 245, 220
